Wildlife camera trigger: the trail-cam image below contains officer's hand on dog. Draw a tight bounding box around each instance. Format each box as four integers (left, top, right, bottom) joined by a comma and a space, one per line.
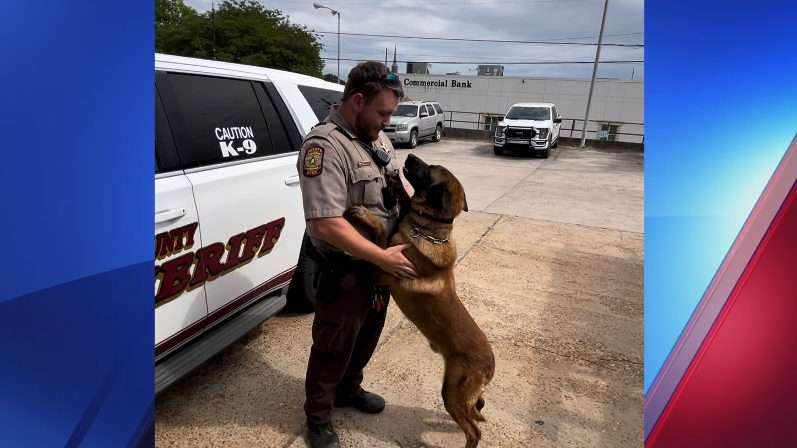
379, 243, 418, 278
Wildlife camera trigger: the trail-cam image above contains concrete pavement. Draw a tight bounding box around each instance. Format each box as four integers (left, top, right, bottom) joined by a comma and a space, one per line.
155, 140, 644, 447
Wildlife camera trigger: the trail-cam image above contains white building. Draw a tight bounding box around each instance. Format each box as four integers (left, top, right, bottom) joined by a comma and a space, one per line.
401, 74, 644, 144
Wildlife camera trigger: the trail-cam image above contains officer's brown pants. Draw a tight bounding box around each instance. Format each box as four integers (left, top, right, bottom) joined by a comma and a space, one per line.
304, 264, 389, 424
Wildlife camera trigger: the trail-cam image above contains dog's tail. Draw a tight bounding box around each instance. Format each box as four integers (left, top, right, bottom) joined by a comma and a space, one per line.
471, 395, 486, 421
469, 381, 487, 422
471, 349, 495, 423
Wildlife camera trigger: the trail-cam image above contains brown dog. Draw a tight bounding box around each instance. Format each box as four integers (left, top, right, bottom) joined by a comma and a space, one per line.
344, 154, 495, 448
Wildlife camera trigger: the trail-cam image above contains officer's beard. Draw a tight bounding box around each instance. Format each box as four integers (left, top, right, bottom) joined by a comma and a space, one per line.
354, 111, 382, 142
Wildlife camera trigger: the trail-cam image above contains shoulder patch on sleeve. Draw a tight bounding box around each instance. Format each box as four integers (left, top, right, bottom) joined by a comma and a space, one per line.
303, 146, 325, 177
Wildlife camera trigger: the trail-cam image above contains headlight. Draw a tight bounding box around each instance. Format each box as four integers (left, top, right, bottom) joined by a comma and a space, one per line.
396, 124, 408, 131
495, 126, 506, 137
537, 128, 549, 139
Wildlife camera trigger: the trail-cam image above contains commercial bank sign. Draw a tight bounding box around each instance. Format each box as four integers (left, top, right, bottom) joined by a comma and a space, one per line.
403, 77, 473, 89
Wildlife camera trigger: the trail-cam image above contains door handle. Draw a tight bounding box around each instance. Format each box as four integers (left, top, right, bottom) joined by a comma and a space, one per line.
155, 207, 186, 224
285, 175, 300, 186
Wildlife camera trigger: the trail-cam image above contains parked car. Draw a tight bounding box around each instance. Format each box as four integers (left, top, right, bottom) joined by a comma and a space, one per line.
493, 102, 562, 158
384, 100, 445, 148
154, 53, 342, 393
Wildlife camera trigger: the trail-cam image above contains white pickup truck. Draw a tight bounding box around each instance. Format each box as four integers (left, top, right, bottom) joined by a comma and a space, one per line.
493, 102, 562, 158
155, 54, 342, 393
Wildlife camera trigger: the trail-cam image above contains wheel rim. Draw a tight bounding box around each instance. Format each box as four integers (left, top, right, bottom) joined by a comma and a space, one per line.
436, 127, 441, 139
412, 133, 417, 146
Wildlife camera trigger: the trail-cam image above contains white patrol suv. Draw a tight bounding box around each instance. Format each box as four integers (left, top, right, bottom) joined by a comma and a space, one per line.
155, 54, 342, 393
384, 100, 445, 149
493, 102, 562, 158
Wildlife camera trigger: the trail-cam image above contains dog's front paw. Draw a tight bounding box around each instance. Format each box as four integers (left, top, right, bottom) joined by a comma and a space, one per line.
344, 205, 369, 220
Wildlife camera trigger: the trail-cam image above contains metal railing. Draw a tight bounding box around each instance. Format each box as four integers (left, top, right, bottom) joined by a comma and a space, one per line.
443, 110, 644, 143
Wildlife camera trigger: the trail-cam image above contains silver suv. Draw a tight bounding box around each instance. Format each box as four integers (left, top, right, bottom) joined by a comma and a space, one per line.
385, 101, 445, 148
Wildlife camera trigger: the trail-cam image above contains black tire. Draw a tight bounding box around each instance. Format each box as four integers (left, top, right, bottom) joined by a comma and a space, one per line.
541, 145, 550, 159
285, 234, 317, 312
552, 139, 558, 149
408, 129, 418, 149
432, 125, 442, 142
493, 145, 504, 155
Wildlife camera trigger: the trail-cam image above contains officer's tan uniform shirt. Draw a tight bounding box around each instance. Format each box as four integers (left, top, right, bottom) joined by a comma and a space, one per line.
297, 105, 400, 254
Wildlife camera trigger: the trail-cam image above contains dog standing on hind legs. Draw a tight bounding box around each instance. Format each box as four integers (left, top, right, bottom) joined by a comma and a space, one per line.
344, 154, 495, 447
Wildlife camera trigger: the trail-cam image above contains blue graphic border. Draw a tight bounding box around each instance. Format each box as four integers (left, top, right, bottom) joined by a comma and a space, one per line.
0, 1, 154, 447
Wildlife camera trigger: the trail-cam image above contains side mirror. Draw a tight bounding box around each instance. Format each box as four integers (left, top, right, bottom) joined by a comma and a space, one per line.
420, 112, 429, 118
553, 118, 562, 124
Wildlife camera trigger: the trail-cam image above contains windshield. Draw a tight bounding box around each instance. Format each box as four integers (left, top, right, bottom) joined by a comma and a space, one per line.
505, 106, 551, 120
393, 104, 419, 117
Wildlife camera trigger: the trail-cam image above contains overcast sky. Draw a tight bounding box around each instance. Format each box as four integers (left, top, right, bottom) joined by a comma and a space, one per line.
183, 0, 644, 81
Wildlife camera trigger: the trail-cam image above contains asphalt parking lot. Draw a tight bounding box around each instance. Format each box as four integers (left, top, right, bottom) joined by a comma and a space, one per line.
155, 139, 644, 447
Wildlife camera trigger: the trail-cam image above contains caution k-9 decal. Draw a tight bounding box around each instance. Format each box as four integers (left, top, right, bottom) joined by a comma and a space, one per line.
215, 126, 257, 158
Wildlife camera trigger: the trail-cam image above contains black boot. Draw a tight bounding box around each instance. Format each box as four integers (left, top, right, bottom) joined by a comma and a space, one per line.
307, 420, 340, 448
334, 389, 386, 414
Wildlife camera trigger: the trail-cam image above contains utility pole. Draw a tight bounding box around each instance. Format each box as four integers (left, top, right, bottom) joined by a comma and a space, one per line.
212, 2, 217, 61
314, 4, 341, 84
580, 0, 609, 147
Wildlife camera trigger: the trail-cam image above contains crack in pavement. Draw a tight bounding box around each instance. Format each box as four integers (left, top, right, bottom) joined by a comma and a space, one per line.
480, 156, 549, 212
524, 344, 644, 367
455, 215, 503, 269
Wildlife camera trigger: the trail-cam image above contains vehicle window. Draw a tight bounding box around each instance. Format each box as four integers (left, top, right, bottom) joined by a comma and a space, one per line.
253, 82, 292, 154
433, 103, 443, 114
552, 106, 558, 118
260, 82, 303, 153
505, 106, 551, 121
298, 85, 342, 122
155, 86, 180, 173
166, 73, 275, 166
393, 104, 419, 117
426, 104, 436, 115
420, 105, 429, 116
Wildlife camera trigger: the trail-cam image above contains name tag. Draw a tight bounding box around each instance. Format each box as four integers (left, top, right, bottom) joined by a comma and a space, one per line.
358, 161, 372, 167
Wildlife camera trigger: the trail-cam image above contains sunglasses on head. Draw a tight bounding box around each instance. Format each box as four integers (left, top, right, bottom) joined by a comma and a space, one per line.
348, 73, 401, 95
378, 73, 401, 87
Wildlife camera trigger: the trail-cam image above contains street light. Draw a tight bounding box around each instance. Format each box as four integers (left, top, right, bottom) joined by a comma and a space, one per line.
313, 3, 341, 85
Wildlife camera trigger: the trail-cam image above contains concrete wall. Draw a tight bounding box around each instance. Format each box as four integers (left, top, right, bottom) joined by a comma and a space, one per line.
403, 74, 644, 143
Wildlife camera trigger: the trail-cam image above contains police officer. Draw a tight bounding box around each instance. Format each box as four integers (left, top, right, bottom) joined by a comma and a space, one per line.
297, 61, 417, 448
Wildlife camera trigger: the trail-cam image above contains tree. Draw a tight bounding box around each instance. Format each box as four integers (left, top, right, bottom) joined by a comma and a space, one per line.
155, 0, 325, 78
323, 73, 341, 84
155, 0, 202, 55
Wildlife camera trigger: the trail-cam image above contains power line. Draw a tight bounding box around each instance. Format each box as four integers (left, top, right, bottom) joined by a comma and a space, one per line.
320, 58, 643, 65
269, 0, 601, 4
518, 31, 644, 41
314, 31, 643, 47
322, 44, 596, 61
317, 35, 643, 46
318, 32, 644, 46
324, 47, 592, 61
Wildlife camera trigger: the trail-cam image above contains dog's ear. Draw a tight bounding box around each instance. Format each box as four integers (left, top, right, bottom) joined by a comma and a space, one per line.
428, 182, 452, 214
463, 193, 469, 212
